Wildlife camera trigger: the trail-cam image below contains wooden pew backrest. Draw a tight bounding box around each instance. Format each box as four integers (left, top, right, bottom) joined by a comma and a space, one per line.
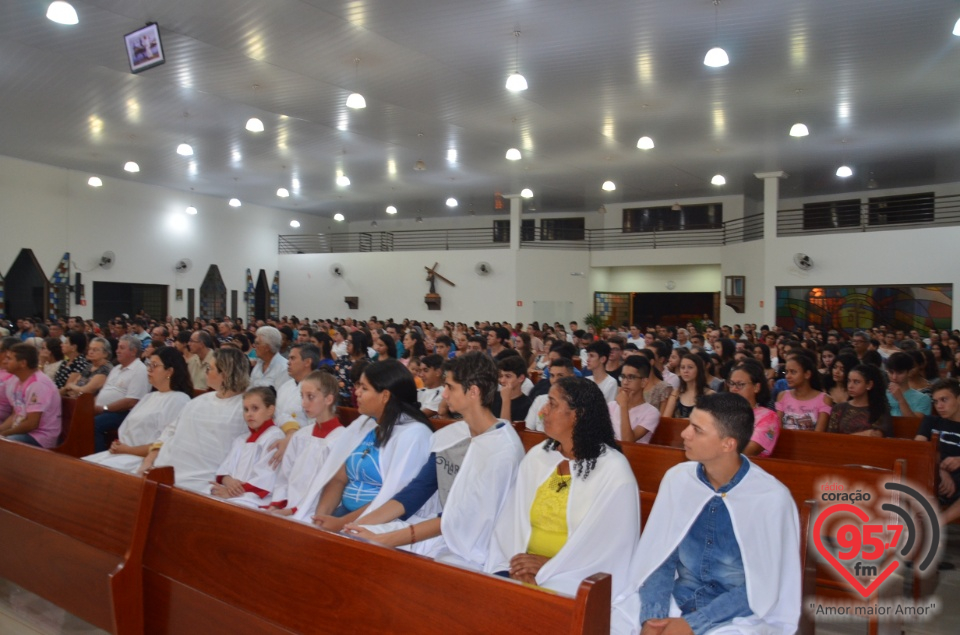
55, 393, 96, 458
143, 486, 612, 635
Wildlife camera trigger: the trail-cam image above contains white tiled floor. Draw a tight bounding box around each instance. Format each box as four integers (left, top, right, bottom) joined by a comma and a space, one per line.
0, 526, 957, 634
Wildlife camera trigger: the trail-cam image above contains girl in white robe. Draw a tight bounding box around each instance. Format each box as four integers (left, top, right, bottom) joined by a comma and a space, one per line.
485, 377, 642, 635
269, 371, 345, 514
291, 360, 439, 527
212, 387, 286, 508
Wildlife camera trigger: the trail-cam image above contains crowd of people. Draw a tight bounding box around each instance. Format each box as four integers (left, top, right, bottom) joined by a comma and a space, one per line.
2, 312, 959, 633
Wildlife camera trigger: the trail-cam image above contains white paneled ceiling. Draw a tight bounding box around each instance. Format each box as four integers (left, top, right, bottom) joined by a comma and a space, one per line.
2, 0, 960, 221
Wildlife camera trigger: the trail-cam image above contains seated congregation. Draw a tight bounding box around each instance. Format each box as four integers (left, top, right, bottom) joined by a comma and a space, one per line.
0, 314, 952, 633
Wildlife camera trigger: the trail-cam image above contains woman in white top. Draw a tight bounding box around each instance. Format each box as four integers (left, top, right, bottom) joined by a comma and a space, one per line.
135, 347, 250, 492
83, 346, 193, 470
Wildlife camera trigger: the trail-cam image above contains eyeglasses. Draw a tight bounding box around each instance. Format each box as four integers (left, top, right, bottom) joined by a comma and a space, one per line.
726, 380, 749, 390
147, 362, 165, 371
620, 373, 642, 382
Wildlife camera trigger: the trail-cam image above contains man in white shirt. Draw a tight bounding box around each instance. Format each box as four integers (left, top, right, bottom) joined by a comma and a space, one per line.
627, 325, 645, 348
417, 354, 446, 417
585, 341, 618, 402
94, 335, 150, 452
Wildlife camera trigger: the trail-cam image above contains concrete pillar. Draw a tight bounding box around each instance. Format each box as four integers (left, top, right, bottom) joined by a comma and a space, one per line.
754, 171, 787, 326
509, 195, 522, 251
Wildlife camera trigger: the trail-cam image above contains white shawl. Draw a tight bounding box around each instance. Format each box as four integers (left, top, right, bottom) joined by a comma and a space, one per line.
271, 421, 345, 510
292, 413, 438, 523
486, 441, 641, 634
628, 460, 801, 635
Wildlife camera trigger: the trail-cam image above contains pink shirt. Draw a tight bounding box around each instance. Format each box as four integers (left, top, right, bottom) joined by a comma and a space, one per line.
6, 371, 62, 448
608, 401, 660, 443
775, 390, 831, 431
0, 370, 13, 421
751, 406, 780, 457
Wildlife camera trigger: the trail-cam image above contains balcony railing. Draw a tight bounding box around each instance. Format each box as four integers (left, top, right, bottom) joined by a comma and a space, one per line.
778, 193, 960, 236
279, 214, 764, 254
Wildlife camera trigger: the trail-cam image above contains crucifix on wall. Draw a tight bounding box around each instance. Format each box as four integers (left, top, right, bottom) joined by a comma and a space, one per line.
424, 262, 455, 310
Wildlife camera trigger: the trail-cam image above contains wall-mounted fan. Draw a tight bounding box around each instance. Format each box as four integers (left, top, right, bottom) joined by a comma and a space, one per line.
793, 253, 813, 271
174, 258, 192, 273
475, 261, 493, 276
98, 251, 116, 269
330, 263, 345, 277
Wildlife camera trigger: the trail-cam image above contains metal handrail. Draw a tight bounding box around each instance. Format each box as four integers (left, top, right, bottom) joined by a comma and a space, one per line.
278, 214, 765, 254
777, 193, 960, 236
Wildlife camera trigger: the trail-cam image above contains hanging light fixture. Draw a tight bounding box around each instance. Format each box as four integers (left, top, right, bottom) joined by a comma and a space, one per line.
446, 197, 458, 208
601, 180, 616, 192
245, 117, 264, 132
346, 58, 367, 109
671, 182, 682, 211
506, 118, 523, 160
46, 1, 78, 25
336, 174, 351, 187
637, 136, 655, 150
505, 30, 528, 91
123, 161, 140, 173
520, 188, 533, 198
185, 206, 198, 215
386, 205, 398, 215
789, 123, 809, 137
87, 176, 102, 187
277, 187, 290, 197
228, 198, 242, 207
290, 220, 301, 228
333, 213, 345, 222
703, 1, 729, 67
413, 132, 426, 171
836, 165, 853, 178
711, 174, 726, 186
176, 143, 194, 156
954, 17, 960, 36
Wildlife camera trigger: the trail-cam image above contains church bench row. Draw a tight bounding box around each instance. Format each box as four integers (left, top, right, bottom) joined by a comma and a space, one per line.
0, 438, 172, 634
0, 437, 611, 635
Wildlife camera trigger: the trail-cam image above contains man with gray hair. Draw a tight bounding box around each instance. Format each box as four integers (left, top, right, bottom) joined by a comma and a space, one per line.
93, 334, 150, 452
251, 326, 290, 390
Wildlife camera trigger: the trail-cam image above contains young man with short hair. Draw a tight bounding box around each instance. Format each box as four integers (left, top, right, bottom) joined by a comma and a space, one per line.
630, 392, 800, 635
586, 341, 618, 402
486, 327, 509, 358
886, 351, 932, 417
417, 354, 446, 417
434, 335, 455, 359
491, 355, 533, 422
606, 335, 626, 382
524, 358, 576, 431
0, 343, 62, 447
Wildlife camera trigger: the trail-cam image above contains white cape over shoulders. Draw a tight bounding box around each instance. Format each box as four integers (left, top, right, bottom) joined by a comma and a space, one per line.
626, 460, 801, 635
487, 441, 641, 634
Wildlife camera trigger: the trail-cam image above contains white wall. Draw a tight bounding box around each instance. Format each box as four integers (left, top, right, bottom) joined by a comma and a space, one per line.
0, 154, 325, 320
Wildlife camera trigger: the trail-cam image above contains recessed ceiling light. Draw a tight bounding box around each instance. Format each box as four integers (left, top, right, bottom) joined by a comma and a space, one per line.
704, 47, 729, 67
446, 197, 458, 208
711, 174, 726, 186
87, 176, 102, 187
185, 206, 198, 215
336, 174, 351, 187
123, 161, 140, 173
346, 93, 366, 109
520, 188, 533, 198
176, 143, 194, 156
46, 1, 78, 25
245, 118, 264, 132
601, 180, 616, 192
789, 123, 809, 137
386, 205, 398, 215
333, 213, 345, 222
636, 136, 655, 150
290, 220, 300, 228
228, 198, 241, 207
277, 187, 290, 197
505, 147, 522, 161
836, 165, 853, 178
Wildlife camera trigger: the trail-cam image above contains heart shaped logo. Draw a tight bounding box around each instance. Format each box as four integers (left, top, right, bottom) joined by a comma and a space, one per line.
813, 503, 900, 598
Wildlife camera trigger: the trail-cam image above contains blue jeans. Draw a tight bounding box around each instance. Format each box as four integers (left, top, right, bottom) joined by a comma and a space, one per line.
7, 433, 40, 446
94, 410, 130, 452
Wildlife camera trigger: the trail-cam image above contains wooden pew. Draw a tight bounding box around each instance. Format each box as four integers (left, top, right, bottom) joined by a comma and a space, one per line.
0, 438, 173, 634
336, 406, 458, 431
54, 393, 96, 458
891, 415, 922, 439
648, 417, 938, 493
141, 484, 612, 634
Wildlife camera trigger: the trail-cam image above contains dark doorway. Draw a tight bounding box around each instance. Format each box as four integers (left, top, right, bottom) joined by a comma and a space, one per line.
254, 270, 269, 322
199, 265, 227, 319
231, 290, 238, 319
187, 289, 195, 322
93, 282, 168, 326
632, 292, 719, 328
5, 249, 47, 320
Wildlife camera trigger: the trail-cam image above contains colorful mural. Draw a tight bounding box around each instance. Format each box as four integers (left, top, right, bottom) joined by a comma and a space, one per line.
47, 252, 70, 320
776, 285, 952, 334
594, 292, 631, 328
244, 268, 255, 324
